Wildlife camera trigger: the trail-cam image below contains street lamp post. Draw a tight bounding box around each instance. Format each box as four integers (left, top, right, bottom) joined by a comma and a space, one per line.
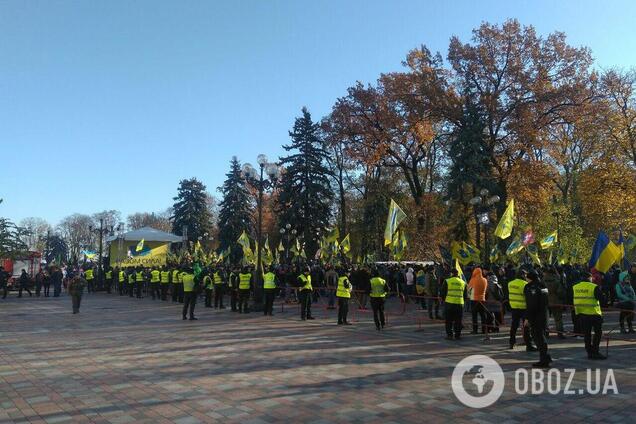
279, 224, 297, 264
243, 154, 279, 309
89, 219, 119, 291
469, 188, 500, 265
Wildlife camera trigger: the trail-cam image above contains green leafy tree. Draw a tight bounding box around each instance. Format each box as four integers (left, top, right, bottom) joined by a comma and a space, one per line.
276, 107, 334, 257
0, 217, 29, 258
217, 157, 254, 252
171, 178, 213, 244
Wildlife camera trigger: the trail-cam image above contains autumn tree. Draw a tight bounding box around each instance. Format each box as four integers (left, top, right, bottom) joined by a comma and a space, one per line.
127, 210, 172, 232
600, 69, 636, 169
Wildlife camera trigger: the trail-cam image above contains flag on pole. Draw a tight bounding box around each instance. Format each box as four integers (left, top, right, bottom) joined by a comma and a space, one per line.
588, 231, 621, 273
451, 241, 472, 266
494, 199, 515, 239
340, 234, 351, 257
392, 231, 407, 261
384, 199, 407, 246
506, 237, 524, 256
455, 259, 465, 282
277, 240, 284, 252
237, 231, 251, 251
527, 244, 541, 266
136, 239, 145, 252
540, 231, 558, 250
489, 246, 500, 263
325, 227, 340, 244
618, 229, 630, 269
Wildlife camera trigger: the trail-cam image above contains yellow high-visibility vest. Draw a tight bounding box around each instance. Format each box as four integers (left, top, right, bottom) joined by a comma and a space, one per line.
263, 272, 276, 289
118, 271, 125, 282
135, 271, 144, 282
105, 271, 112, 280
299, 274, 312, 291
213, 272, 223, 284
336, 276, 351, 298
508, 279, 528, 310
172, 270, 180, 284
445, 277, 465, 305
182, 274, 195, 292
128, 273, 135, 284
239, 273, 251, 290
85, 269, 94, 280
573, 281, 602, 316
370, 277, 387, 298
150, 270, 160, 283
204, 275, 213, 289
160, 271, 170, 284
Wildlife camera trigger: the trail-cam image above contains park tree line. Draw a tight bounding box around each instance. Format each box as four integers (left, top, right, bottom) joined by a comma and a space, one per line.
4, 20, 636, 264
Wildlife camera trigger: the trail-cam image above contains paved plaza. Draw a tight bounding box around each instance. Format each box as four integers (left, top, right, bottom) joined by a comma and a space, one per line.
1, 293, 635, 423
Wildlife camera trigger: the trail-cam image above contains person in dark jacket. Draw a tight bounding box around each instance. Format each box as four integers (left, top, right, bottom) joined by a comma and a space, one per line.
17, 270, 32, 297
525, 270, 552, 368
68, 275, 87, 314
0, 266, 9, 299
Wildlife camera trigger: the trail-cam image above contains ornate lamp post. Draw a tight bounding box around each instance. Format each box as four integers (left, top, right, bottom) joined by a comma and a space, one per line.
89, 220, 121, 290
279, 223, 297, 264
469, 188, 500, 265
243, 154, 279, 308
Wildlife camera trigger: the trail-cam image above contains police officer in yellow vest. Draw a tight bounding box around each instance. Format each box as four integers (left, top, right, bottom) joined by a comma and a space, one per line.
127, 268, 135, 297
263, 266, 277, 316
370, 269, 388, 330
150, 268, 161, 300
135, 267, 145, 299
507, 270, 536, 351
441, 268, 466, 339
203, 269, 214, 308
160, 266, 170, 301
229, 267, 240, 312
238, 267, 252, 314
573, 271, 606, 360
173, 267, 184, 303
213, 267, 226, 309
84, 267, 95, 293
181, 268, 199, 320
105, 268, 113, 294
298, 267, 314, 321
118, 268, 126, 296
336, 268, 352, 325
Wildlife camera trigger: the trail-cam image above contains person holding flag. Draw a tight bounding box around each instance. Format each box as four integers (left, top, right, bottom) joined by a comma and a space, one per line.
384, 199, 407, 246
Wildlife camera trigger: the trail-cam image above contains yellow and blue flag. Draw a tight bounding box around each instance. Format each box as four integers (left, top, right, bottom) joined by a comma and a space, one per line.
494, 199, 514, 239
455, 259, 465, 282
589, 231, 621, 273
384, 199, 407, 246
136, 239, 145, 252
618, 230, 630, 269
540, 231, 558, 250
506, 237, 524, 256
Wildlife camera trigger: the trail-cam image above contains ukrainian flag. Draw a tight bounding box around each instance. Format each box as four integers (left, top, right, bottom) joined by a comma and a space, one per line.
589, 231, 621, 273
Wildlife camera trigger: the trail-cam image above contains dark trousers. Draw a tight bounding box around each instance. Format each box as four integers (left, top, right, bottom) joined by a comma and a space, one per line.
53, 283, 61, 297
182, 291, 196, 318
171, 284, 178, 301
238, 288, 250, 313
579, 314, 603, 355
118, 281, 124, 295
35, 282, 42, 297
135, 282, 143, 298
617, 301, 634, 328
471, 301, 490, 334
105, 280, 112, 294
214, 285, 225, 308
445, 303, 463, 337
86, 279, 94, 293
230, 289, 238, 311
337, 297, 349, 324
264, 288, 276, 315
18, 287, 32, 297
370, 297, 386, 329
177, 283, 184, 303
72, 294, 82, 313
427, 298, 441, 319
160, 284, 169, 300
299, 289, 312, 319
529, 319, 550, 362
129, 283, 135, 297
43, 283, 51, 297
510, 309, 531, 347
150, 283, 160, 300
1, 286, 7, 299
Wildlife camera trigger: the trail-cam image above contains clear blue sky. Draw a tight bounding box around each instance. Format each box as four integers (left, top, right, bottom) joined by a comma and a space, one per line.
2, 0, 635, 226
